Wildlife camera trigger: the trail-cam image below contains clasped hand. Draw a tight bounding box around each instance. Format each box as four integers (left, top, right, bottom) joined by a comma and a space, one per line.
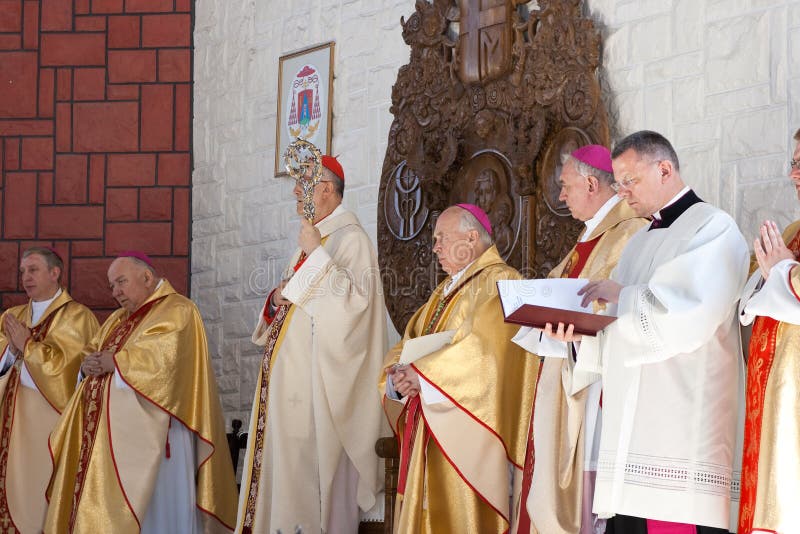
2, 315, 30, 357
388, 364, 420, 398
81, 350, 115, 376
754, 220, 795, 279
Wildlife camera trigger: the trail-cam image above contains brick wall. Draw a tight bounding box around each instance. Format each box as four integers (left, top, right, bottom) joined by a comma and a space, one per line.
0, 0, 192, 319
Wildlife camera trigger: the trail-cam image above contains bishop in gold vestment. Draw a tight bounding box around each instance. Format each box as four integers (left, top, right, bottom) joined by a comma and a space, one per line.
0, 247, 98, 533
381, 205, 539, 534
45, 253, 237, 534
512, 146, 646, 534
737, 129, 800, 534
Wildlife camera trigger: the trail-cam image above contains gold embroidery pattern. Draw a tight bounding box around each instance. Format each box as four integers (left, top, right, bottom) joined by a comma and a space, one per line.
0, 368, 20, 533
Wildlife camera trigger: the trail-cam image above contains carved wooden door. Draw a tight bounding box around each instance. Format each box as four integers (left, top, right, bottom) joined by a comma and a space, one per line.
378, 0, 610, 332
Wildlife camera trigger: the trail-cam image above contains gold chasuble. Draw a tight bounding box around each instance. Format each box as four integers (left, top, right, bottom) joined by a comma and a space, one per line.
516, 200, 645, 534
0, 289, 98, 533
381, 245, 538, 534
738, 220, 800, 534
45, 280, 237, 534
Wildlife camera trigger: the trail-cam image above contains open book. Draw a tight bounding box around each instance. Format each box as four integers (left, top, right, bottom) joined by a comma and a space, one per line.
496, 278, 617, 336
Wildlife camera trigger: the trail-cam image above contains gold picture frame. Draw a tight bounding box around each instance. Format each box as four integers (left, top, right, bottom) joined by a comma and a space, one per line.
275, 41, 335, 176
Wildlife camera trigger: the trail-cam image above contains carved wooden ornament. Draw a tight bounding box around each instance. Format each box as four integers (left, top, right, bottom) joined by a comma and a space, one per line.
378, 0, 610, 331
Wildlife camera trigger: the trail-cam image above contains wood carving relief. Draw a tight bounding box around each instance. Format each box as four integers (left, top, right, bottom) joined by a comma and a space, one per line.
378, 0, 610, 331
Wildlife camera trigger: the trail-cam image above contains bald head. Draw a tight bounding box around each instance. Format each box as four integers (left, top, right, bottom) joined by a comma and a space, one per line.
432, 206, 492, 276
108, 257, 159, 312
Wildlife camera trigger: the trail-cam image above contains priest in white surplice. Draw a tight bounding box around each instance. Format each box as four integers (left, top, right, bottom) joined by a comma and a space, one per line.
236, 156, 388, 534
558, 131, 748, 534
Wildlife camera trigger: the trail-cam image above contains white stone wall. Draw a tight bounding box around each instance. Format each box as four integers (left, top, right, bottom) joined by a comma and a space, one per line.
193, 0, 800, 424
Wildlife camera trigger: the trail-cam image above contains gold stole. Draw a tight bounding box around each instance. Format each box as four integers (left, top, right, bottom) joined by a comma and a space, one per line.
68, 296, 164, 533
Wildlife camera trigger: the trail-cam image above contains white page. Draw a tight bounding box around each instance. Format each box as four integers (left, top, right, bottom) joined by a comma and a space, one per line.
399, 330, 457, 365
496, 278, 591, 316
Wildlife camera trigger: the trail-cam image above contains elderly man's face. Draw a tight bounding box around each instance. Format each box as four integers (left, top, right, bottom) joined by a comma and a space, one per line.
107, 258, 155, 313
612, 148, 666, 218
19, 254, 60, 302
558, 160, 594, 222
432, 208, 476, 276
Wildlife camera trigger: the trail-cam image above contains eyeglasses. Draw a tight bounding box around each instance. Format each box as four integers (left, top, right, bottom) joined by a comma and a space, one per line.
791, 159, 800, 171
610, 176, 640, 193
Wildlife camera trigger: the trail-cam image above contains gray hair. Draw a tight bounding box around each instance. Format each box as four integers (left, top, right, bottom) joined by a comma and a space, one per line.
458, 209, 493, 248
22, 247, 63, 281
560, 153, 615, 185
323, 167, 344, 197
123, 256, 157, 276
611, 130, 680, 171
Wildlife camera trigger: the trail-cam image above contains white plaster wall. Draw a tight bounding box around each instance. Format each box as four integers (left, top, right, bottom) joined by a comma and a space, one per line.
193, 0, 800, 423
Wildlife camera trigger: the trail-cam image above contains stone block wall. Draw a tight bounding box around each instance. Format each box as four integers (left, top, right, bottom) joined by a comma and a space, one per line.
0, 0, 192, 318
194, 0, 800, 423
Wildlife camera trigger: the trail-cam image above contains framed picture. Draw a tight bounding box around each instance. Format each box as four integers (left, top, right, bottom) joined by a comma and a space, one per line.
275, 41, 335, 176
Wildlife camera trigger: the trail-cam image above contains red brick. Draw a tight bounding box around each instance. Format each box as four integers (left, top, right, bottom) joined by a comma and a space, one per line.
75, 0, 89, 14
0, 243, 19, 291
125, 0, 172, 13
0, 52, 38, 118
107, 84, 138, 100
21, 137, 54, 170
4, 138, 19, 169
175, 0, 190, 12
91, 0, 123, 14
0, 120, 53, 136
4, 172, 36, 238
106, 188, 138, 221
158, 49, 190, 82
174, 84, 190, 151
41, 0, 72, 31
141, 84, 172, 151
41, 34, 106, 66
89, 154, 105, 203
70, 258, 117, 308
38, 171, 53, 203
157, 152, 189, 185
49, 241, 70, 283
39, 206, 103, 238
3, 293, 29, 308
108, 50, 155, 83
74, 68, 106, 101
105, 222, 171, 256
38, 69, 55, 118
107, 153, 154, 185
108, 15, 139, 48
22, 1, 38, 49
142, 14, 190, 48
152, 257, 188, 296
73, 102, 139, 152
139, 187, 171, 220
55, 102, 71, 152
172, 187, 188, 255
75, 15, 106, 31
55, 154, 88, 203
56, 68, 71, 100
71, 240, 104, 256
0, 0, 21, 31
0, 35, 21, 49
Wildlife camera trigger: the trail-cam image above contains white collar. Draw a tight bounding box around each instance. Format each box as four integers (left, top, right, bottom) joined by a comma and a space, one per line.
315, 204, 345, 227
653, 186, 690, 220
31, 287, 62, 325
581, 196, 621, 242
444, 260, 476, 296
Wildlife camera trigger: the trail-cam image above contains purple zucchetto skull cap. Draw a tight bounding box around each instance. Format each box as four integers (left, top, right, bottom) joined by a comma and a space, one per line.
456, 203, 492, 235
570, 144, 614, 174
117, 250, 154, 268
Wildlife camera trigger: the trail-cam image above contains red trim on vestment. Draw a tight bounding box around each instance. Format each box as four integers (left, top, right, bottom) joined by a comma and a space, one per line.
738, 316, 780, 534
411, 365, 522, 470
0, 369, 21, 531
515, 361, 545, 533
418, 404, 511, 525
788, 264, 800, 303
106, 374, 141, 529
262, 290, 277, 325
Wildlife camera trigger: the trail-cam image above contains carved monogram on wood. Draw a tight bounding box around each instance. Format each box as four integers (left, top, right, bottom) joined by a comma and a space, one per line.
378, 0, 610, 331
